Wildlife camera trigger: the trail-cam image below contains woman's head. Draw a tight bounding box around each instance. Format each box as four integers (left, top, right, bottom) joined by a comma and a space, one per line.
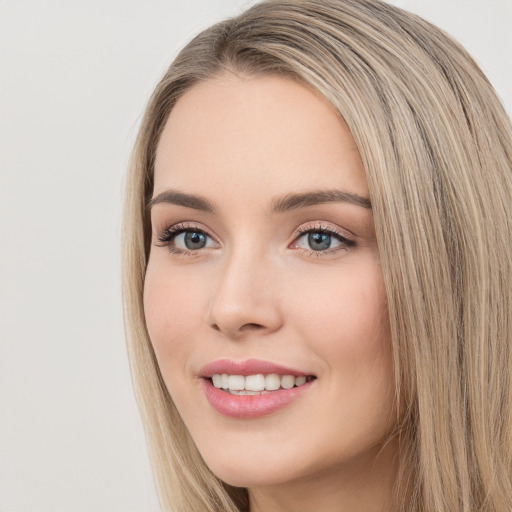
145, 72, 397, 509
123, 1, 512, 511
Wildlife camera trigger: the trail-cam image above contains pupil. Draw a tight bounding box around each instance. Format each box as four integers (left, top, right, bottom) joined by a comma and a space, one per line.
185, 232, 206, 249
308, 232, 330, 251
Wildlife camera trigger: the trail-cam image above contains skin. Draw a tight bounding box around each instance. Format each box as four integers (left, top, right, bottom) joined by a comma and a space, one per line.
144, 73, 398, 512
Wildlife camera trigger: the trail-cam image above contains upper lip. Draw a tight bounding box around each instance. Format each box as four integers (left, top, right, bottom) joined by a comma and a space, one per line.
199, 358, 314, 378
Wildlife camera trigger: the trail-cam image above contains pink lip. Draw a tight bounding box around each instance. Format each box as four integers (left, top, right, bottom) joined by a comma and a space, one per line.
199, 358, 312, 378
199, 359, 316, 419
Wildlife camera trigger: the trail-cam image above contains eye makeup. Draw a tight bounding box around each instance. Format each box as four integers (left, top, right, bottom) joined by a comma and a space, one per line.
291, 222, 356, 257
154, 220, 356, 258
155, 221, 218, 256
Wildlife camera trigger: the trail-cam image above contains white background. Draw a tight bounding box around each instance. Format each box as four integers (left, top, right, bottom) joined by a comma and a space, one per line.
0, 1, 510, 510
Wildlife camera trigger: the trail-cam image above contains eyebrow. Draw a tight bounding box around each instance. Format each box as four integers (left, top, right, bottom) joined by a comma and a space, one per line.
271, 189, 372, 212
148, 190, 215, 213
148, 188, 372, 213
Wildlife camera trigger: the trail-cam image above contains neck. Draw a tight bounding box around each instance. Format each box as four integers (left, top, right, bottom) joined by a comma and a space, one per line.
248, 437, 399, 512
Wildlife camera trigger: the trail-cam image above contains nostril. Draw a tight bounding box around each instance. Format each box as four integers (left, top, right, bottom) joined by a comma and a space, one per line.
209, 321, 267, 338
240, 323, 265, 331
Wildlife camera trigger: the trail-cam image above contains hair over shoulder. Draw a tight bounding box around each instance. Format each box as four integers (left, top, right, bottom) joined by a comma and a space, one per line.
123, 1, 512, 510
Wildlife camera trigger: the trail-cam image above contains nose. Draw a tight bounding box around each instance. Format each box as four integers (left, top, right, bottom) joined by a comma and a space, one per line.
207, 250, 283, 340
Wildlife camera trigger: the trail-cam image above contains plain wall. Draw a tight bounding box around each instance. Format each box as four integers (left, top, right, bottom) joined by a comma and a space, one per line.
0, 1, 510, 510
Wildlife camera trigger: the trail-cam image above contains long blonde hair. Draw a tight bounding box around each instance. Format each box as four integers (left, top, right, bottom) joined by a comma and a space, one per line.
123, 1, 512, 510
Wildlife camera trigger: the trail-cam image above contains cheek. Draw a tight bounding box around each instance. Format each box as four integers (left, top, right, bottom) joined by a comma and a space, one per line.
143, 261, 204, 365
287, 261, 394, 425
143, 261, 216, 434
288, 259, 389, 350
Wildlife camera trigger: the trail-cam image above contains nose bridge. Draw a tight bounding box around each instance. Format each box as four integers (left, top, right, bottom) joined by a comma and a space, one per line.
207, 241, 282, 338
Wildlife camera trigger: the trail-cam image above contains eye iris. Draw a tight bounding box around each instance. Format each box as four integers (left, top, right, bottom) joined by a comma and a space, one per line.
184, 232, 206, 249
308, 232, 331, 251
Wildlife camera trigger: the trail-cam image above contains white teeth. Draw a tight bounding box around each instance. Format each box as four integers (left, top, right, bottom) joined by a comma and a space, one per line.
211, 373, 310, 392
245, 374, 265, 391
227, 375, 245, 391
265, 373, 281, 391
295, 376, 306, 386
281, 375, 295, 389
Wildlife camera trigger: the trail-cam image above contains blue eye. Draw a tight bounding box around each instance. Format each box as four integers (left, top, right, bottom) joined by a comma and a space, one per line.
156, 225, 217, 254
177, 231, 209, 250
306, 232, 333, 251
294, 226, 355, 254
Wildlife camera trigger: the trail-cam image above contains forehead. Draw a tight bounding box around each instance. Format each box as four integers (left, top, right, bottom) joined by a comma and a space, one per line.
153, 73, 368, 201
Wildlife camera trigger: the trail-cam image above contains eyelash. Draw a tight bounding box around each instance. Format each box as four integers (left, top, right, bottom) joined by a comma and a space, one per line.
155, 222, 212, 257
155, 222, 356, 257
292, 223, 356, 257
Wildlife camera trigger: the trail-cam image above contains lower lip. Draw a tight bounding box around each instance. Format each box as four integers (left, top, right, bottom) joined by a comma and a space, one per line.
202, 378, 314, 418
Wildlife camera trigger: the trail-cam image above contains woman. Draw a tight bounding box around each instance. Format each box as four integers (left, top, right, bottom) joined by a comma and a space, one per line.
123, 0, 512, 510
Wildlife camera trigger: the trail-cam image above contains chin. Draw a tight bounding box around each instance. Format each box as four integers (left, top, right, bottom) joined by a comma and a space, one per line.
198, 438, 337, 490
193, 440, 297, 488
206, 460, 293, 489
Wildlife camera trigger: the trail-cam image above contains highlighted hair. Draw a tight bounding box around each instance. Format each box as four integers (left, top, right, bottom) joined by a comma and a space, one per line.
123, 0, 512, 510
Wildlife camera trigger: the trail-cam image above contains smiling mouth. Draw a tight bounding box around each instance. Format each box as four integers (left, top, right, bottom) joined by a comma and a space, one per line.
210, 373, 316, 395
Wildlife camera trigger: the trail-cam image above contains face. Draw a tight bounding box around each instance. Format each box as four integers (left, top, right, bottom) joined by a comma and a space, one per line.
144, 74, 396, 494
